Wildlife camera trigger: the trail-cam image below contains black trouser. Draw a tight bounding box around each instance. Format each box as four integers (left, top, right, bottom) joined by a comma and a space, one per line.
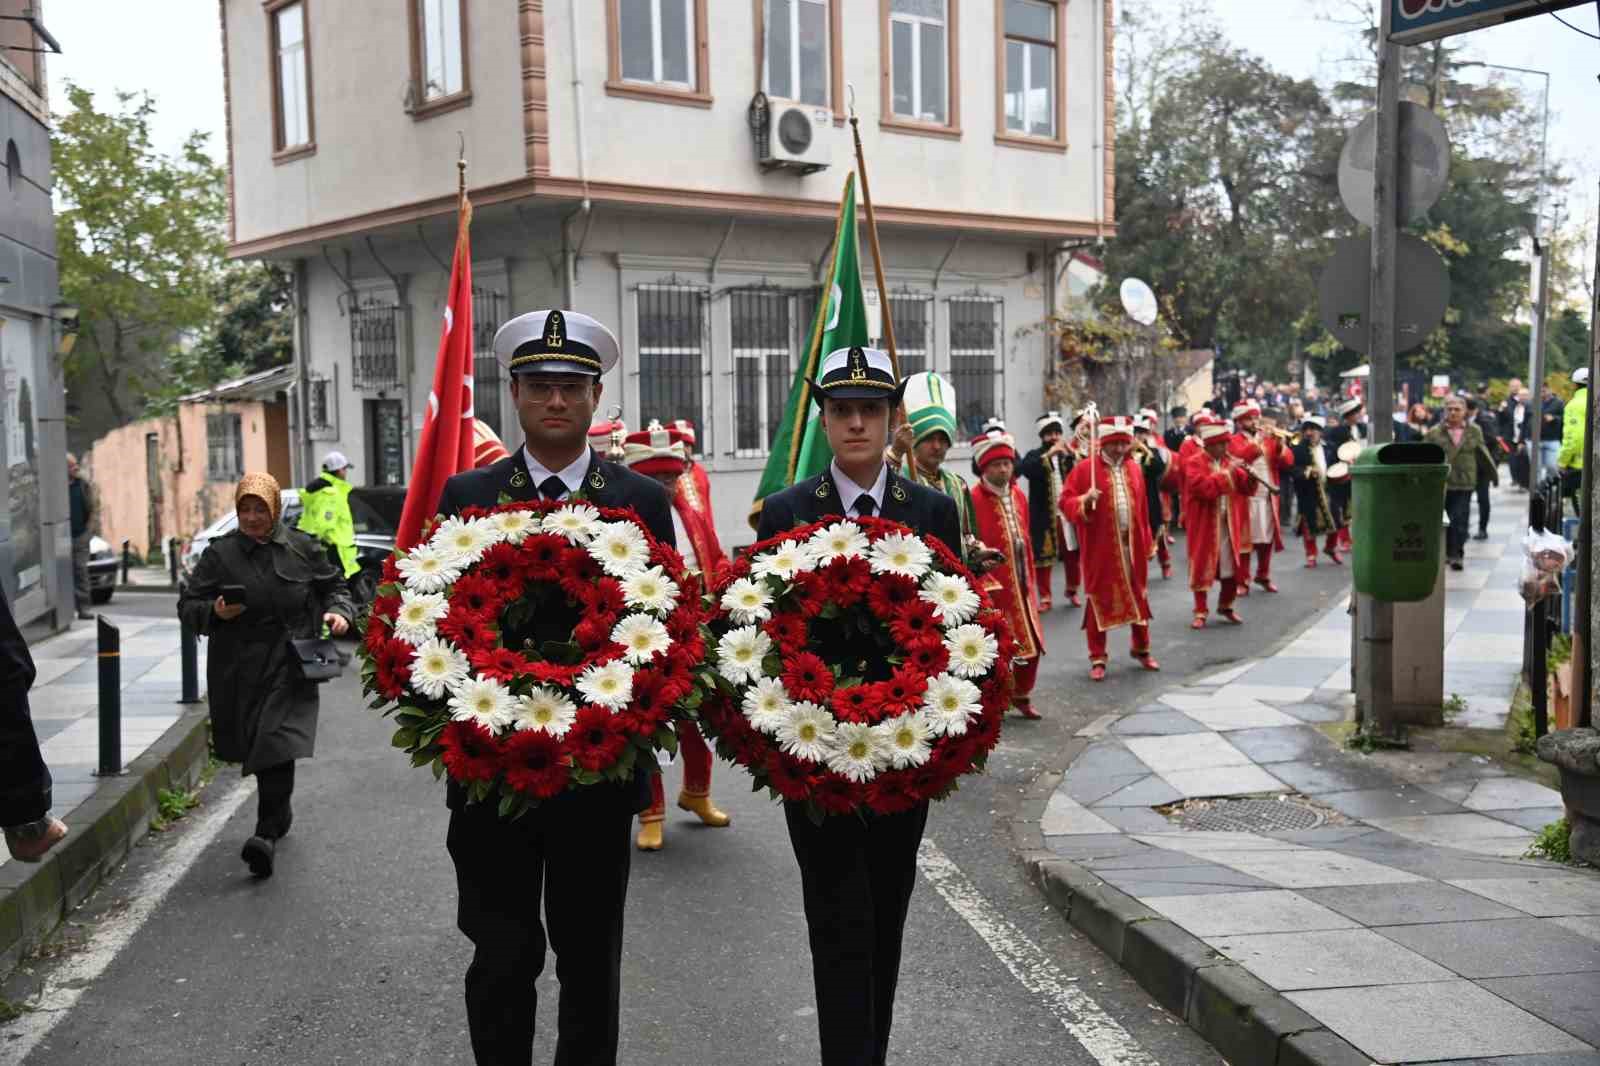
1474, 476, 1492, 534
1444, 489, 1472, 562
1511, 447, 1530, 488
448, 790, 634, 1066
254, 761, 295, 839
784, 800, 929, 1066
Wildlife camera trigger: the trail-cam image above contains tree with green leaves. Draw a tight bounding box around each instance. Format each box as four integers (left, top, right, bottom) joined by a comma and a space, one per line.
201, 261, 295, 377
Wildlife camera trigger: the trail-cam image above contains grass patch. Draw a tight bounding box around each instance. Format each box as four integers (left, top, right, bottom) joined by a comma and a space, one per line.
1525, 818, 1590, 866
1346, 730, 1410, 753
148, 757, 226, 833
1442, 693, 1467, 721
1507, 682, 1538, 756
0, 995, 28, 1023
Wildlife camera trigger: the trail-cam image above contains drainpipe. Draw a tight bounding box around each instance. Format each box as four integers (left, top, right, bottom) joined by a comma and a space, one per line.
566, 0, 593, 300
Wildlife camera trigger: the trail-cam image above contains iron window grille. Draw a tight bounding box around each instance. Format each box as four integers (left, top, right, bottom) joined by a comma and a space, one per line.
948, 293, 1004, 439
728, 285, 803, 458
307, 366, 339, 441
206, 412, 244, 482
882, 289, 934, 377
636, 282, 710, 441
472, 285, 506, 438
350, 294, 404, 392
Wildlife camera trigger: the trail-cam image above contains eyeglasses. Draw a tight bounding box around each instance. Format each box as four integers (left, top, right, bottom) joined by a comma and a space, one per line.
515, 379, 593, 404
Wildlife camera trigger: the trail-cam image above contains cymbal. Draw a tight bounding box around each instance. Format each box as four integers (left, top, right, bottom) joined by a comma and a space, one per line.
1327, 461, 1351, 480
1336, 441, 1364, 463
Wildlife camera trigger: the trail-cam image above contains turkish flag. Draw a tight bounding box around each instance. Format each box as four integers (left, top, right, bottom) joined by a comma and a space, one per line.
397, 194, 475, 551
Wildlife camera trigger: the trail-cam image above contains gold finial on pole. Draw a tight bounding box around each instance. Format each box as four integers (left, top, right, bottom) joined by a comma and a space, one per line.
457, 131, 467, 198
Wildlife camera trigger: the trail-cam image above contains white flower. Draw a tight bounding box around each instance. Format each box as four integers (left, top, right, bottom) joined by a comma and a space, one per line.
776, 701, 835, 763
919, 572, 981, 626
396, 544, 463, 594
826, 721, 890, 783
611, 614, 672, 665
576, 659, 635, 710
741, 677, 793, 733
807, 521, 869, 565
489, 508, 539, 544
392, 590, 448, 646
587, 521, 651, 577
511, 686, 578, 737
432, 516, 498, 566
877, 711, 934, 769
750, 541, 815, 582
868, 532, 933, 580
922, 673, 984, 736
715, 625, 773, 686
409, 637, 469, 700
545, 503, 601, 544
720, 578, 774, 626
944, 623, 1000, 679
447, 676, 517, 734
620, 565, 680, 614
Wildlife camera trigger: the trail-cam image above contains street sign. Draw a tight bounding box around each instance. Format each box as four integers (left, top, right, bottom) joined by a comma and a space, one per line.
1431, 373, 1451, 398
1317, 234, 1450, 355
1390, 0, 1591, 44
1119, 278, 1159, 326
1338, 103, 1450, 227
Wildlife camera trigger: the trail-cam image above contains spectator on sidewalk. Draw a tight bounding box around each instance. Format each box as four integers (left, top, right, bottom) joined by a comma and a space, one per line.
1425, 397, 1494, 572
67, 453, 97, 621
1467, 397, 1500, 539
1559, 368, 1588, 512
178, 471, 352, 879
1, 591, 69, 862
1538, 385, 1565, 481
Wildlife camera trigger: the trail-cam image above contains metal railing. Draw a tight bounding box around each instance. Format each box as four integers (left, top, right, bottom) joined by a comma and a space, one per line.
1525, 472, 1566, 738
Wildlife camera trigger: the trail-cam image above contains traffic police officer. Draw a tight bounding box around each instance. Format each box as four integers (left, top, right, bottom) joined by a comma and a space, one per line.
298, 451, 360, 580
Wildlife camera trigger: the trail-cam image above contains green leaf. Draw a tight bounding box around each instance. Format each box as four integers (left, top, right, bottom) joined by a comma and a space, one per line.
540, 639, 585, 666
390, 726, 418, 750
410, 749, 434, 767
431, 758, 445, 781
497, 792, 517, 818
376, 582, 400, 599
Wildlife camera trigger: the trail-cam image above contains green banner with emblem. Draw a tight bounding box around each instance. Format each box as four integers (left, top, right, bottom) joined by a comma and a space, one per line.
749, 172, 870, 527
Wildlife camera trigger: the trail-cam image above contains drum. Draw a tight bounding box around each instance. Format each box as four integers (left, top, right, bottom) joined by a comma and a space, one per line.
1326, 461, 1351, 481
1336, 440, 1363, 464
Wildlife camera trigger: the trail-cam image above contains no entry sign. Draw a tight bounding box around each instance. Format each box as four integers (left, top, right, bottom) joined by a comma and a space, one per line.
1391, 0, 1591, 44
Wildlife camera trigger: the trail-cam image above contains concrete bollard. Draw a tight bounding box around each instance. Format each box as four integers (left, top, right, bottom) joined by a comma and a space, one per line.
96, 617, 122, 776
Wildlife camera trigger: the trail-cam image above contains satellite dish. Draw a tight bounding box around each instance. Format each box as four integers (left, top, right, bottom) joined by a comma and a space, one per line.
1120, 278, 1159, 326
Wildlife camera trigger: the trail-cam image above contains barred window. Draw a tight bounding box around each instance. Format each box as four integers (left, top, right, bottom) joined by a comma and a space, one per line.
350, 293, 403, 391
885, 291, 933, 377
206, 412, 244, 481
472, 285, 506, 437
307, 368, 339, 440
637, 285, 708, 435
730, 288, 793, 457
948, 296, 1002, 438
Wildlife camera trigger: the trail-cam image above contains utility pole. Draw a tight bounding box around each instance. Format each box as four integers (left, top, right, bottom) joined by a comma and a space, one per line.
1356, 2, 1400, 739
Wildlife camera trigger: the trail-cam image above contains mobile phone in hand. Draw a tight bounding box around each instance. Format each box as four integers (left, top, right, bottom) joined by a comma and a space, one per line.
221, 585, 248, 607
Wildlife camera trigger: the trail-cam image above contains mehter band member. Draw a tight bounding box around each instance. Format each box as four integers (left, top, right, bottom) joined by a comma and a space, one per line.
1183, 419, 1254, 628
1019, 410, 1080, 610
970, 425, 1045, 718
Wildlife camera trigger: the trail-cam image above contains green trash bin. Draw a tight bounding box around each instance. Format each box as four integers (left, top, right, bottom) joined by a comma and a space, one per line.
1350, 441, 1449, 602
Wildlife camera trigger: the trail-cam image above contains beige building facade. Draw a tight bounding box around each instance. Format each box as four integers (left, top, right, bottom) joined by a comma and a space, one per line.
221, 0, 1114, 536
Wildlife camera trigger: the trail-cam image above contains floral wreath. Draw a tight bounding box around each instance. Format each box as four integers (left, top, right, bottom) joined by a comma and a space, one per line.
698, 516, 1013, 820
360, 499, 703, 817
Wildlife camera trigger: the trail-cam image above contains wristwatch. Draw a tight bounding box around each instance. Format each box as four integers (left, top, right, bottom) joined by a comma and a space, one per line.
4, 817, 52, 842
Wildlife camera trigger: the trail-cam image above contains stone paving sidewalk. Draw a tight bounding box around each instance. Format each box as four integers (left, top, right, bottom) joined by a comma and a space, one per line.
2, 613, 206, 872
1041, 488, 1600, 1064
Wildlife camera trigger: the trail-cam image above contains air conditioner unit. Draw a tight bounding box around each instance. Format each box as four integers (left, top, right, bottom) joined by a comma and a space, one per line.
758, 98, 832, 174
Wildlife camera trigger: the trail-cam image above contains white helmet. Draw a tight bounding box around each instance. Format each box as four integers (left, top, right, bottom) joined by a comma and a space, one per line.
1573, 368, 1590, 386
321, 450, 352, 473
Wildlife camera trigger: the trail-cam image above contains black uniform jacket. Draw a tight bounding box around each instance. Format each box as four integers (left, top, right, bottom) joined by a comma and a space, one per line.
756, 466, 962, 557
0, 593, 49, 827
1289, 439, 1341, 531
1017, 445, 1072, 558
434, 447, 674, 814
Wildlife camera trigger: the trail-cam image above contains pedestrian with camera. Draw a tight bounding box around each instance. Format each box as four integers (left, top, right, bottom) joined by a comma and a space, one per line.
177, 472, 353, 878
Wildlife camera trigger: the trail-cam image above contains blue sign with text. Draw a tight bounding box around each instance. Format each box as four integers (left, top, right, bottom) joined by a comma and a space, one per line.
1391, 0, 1589, 43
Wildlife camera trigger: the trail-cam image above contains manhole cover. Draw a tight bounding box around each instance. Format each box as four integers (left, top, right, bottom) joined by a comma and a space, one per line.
1173, 797, 1327, 833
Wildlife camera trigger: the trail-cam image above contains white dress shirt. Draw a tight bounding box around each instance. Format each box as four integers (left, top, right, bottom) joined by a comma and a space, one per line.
670, 507, 699, 571
831, 459, 888, 515
522, 446, 591, 499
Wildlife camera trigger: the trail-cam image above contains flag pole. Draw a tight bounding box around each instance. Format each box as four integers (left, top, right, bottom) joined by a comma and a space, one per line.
456, 132, 471, 244
847, 85, 899, 379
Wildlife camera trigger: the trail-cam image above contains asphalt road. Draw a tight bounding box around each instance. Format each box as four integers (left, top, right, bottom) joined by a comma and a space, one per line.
3, 538, 1352, 1065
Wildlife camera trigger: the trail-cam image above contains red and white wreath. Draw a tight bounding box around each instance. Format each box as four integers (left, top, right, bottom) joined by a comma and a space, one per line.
698, 516, 1012, 818
360, 500, 703, 815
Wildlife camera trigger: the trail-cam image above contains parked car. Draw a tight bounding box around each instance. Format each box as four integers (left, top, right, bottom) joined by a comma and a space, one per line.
87, 535, 119, 604
179, 487, 406, 619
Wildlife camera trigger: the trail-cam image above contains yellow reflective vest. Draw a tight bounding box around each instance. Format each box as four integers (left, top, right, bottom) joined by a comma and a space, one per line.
297, 470, 360, 577
1559, 387, 1587, 472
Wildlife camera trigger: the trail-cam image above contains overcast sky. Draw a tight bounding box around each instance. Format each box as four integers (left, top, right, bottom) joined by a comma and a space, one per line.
41, 0, 1600, 256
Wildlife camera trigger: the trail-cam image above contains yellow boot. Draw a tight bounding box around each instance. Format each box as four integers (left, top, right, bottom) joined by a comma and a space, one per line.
677, 789, 730, 827
636, 814, 664, 851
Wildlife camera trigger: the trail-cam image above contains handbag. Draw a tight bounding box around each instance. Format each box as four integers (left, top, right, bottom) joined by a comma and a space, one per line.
288, 638, 347, 683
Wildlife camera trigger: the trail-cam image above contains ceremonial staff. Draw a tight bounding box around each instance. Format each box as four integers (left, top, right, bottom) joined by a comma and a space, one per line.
1082, 401, 1100, 511
847, 85, 906, 423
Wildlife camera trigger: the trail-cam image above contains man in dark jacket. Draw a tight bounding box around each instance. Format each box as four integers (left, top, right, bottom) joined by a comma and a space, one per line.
756, 344, 960, 1066
1467, 397, 1499, 539
67, 453, 96, 620
1, 593, 69, 861
1017, 411, 1079, 609
433, 309, 672, 1066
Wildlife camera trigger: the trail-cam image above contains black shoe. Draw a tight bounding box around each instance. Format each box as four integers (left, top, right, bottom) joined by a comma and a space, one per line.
1473, 531, 1489, 541
76, 610, 94, 620
241, 836, 275, 878
1449, 559, 1465, 571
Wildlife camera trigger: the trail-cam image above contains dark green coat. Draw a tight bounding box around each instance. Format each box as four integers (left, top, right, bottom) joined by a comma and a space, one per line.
178, 525, 353, 775
1424, 422, 1495, 491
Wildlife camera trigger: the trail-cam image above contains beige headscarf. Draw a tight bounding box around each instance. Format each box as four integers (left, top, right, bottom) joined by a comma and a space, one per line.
235, 471, 283, 524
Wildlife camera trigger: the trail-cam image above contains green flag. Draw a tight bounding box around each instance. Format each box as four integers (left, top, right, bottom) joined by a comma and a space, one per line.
749, 172, 870, 527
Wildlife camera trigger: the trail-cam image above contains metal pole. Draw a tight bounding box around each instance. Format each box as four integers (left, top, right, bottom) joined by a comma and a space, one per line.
167, 536, 179, 585
1530, 488, 1548, 736
179, 618, 201, 704
120, 538, 131, 585
1578, 177, 1600, 731
95, 617, 122, 776
1357, 4, 1400, 740
1528, 243, 1553, 489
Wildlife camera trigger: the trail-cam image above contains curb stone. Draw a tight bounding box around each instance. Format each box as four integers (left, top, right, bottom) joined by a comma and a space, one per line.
0, 707, 211, 975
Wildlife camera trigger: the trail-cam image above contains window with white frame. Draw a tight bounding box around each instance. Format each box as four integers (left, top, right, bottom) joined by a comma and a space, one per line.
416, 0, 465, 102
619, 0, 696, 89
271, 1, 311, 150
637, 284, 708, 436
1003, 0, 1057, 138
889, 0, 948, 125
206, 412, 245, 482
765, 0, 828, 106
948, 296, 1002, 438
730, 288, 794, 457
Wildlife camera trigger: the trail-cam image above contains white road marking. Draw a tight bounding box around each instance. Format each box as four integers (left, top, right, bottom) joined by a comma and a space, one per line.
6, 778, 253, 1063
917, 839, 1160, 1066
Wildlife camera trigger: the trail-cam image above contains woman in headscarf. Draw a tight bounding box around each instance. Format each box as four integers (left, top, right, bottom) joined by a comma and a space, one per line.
178, 472, 353, 878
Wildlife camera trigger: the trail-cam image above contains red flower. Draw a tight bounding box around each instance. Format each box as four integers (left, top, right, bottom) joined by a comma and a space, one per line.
364, 609, 394, 654
967, 704, 1003, 753
866, 574, 919, 620
565, 705, 628, 771
811, 774, 859, 815
573, 615, 613, 651
910, 761, 954, 800
865, 771, 921, 815
439, 721, 502, 783
617, 669, 671, 735
763, 613, 807, 654
905, 639, 950, 677
527, 660, 582, 687
450, 573, 502, 616
586, 577, 627, 619
666, 608, 701, 642
439, 609, 496, 652
830, 683, 879, 724
825, 557, 872, 606
657, 653, 693, 698
503, 729, 570, 799
880, 665, 928, 714
470, 647, 527, 683
889, 600, 941, 647
765, 751, 814, 801
374, 639, 413, 699
477, 542, 526, 586
782, 652, 835, 703
789, 574, 830, 618
381, 555, 402, 585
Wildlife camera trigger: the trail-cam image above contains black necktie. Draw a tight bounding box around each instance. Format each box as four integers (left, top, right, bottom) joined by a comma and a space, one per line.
539, 476, 566, 501
853, 494, 876, 518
